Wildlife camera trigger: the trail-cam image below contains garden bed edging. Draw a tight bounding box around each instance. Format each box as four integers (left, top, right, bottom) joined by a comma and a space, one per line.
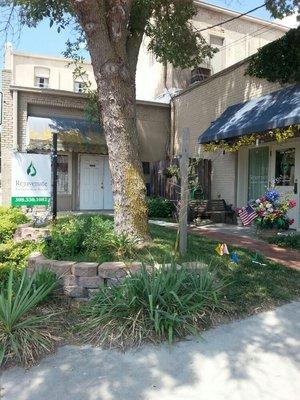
27, 252, 143, 301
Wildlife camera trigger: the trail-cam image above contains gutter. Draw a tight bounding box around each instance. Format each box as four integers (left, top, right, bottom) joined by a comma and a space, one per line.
9, 85, 170, 108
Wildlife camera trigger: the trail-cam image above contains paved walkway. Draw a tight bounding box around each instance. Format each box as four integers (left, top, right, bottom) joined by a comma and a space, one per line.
1, 301, 299, 400
150, 221, 300, 270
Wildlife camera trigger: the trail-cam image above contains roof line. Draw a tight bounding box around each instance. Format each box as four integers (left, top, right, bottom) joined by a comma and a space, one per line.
194, 1, 289, 31
9, 85, 170, 107
173, 56, 253, 99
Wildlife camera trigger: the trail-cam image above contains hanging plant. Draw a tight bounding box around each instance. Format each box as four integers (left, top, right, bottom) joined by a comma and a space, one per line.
203, 125, 299, 153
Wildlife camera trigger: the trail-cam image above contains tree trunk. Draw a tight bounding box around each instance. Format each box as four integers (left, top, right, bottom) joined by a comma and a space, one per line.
72, 0, 150, 240
96, 65, 149, 240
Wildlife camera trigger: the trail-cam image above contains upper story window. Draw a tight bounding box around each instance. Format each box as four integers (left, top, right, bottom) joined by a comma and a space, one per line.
74, 81, 85, 93
210, 35, 225, 47
191, 67, 211, 84
34, 67, 50, 88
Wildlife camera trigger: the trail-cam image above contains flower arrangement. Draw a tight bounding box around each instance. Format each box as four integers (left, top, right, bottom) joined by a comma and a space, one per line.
252, 189, 296, 230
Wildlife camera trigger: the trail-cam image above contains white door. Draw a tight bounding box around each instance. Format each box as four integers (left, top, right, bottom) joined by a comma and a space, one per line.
80, 155, 104, 210
270, 143, 300, 230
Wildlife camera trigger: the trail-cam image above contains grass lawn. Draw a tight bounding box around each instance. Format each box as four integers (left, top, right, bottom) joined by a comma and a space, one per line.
44, 214, 300, 319
146, 224, 300, 317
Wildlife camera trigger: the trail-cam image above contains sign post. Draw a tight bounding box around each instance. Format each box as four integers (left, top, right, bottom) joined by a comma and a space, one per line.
179, 128, 190, 256
51, 132, 58, 221
11, 153, 51, 207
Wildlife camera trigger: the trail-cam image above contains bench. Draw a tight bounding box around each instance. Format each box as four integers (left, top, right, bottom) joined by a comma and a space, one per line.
188, 199, 235, 224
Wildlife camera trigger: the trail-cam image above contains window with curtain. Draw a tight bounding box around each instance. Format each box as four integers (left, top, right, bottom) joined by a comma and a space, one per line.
248, 147, 269, 201
57, 155, 70, 194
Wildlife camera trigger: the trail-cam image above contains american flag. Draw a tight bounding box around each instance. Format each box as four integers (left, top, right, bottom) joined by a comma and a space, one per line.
239, 205, 257, 226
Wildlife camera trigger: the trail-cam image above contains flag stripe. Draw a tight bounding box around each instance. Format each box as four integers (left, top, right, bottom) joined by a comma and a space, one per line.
239, 206, 257, 226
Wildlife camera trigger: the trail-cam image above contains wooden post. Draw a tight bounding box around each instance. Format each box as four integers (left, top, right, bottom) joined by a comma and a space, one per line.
179, 128, 190, 256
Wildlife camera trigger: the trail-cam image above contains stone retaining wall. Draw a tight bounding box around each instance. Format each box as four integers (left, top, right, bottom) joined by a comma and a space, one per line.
27, 252, 142, 301
27, 253, 207, 302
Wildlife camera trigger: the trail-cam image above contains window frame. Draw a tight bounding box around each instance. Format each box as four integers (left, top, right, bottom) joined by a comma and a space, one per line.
57, 153, 72, 195
74, 81, 85, 93
35, 76, 49, 88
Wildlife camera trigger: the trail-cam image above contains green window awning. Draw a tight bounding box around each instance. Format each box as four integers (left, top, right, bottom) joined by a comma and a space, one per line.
27, 115, 107, 153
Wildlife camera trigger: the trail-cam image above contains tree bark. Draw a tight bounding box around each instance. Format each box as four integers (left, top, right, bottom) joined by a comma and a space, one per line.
72, 0, 149, 240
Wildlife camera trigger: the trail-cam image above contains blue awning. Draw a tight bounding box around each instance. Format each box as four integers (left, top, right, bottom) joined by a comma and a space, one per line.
199, 85, 300, 144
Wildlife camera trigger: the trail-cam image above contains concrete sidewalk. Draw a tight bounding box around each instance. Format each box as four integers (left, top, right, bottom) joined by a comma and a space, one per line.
1, 302, 299, 400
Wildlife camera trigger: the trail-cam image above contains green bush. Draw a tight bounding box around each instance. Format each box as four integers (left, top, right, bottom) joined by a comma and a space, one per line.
0, 240, 40, 283
44, 216, 136, 263
148, 197, 175, 219
0, 270, 58, 367
0, 207, 29, 244
268, 234, 300, 250
79, 263, 224, 349
44, 216, 90, 259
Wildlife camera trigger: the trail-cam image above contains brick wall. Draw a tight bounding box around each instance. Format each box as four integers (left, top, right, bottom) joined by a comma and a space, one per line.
173, 59, 285, 206
1, 70, 14, 205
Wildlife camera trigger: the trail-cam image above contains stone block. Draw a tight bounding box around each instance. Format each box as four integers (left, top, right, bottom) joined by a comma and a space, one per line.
88, 289, 100, 298
28, 251, 43, 267
78, 276, 104, 288
60, 274, 77, 287
72, 262, 99, 277
50, 260, 76, 277
125, 262, 142, 275
98, 262, 127, 279
181, 261, 208, 270
64, 285, 86, 298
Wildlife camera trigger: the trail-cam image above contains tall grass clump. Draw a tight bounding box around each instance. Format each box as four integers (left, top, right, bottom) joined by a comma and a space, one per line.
0, 270, 59, 367
79, 263, 224, 349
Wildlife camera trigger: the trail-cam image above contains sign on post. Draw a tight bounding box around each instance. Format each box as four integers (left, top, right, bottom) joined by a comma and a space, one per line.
11, 153, 51, 206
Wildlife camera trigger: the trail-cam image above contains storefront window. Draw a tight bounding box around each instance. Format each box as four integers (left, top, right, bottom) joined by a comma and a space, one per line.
275, 148, 295, 186
57, 155, 70, 194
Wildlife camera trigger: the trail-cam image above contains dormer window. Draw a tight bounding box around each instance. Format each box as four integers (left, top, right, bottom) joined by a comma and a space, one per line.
74, 81, 85, 93
34, 67, 50, 88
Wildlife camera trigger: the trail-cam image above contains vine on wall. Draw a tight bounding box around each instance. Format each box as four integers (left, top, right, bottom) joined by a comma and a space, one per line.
245, 26, 300, 84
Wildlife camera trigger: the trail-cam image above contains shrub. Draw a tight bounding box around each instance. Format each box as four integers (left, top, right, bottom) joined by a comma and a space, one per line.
0, 240, 40, 284
268, 234, 300, 250
44, 216, 90, 259
44, 216, 136, 263
148, 197, 175, 219
0, 270, 58, 367
79, 263, 224, 349
0, 207, 29, 244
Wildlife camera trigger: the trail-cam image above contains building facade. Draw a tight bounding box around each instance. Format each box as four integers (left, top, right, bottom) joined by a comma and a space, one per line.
173, 59, 299, 229
1, 46, 170, 210
0, 1, 289, 212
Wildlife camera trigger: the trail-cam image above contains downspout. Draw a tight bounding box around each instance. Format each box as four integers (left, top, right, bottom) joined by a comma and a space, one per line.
163, 62, 176, 159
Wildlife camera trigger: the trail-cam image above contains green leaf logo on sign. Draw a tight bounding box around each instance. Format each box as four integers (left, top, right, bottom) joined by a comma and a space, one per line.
27, 161, 37, 177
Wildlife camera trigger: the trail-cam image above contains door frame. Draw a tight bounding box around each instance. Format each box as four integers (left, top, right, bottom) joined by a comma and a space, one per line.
77, 153, 113, 211
269, 140, 300, 230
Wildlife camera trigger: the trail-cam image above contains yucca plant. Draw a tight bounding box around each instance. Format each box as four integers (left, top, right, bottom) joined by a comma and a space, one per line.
0, 270, 59, 367
79, 263, 224, 349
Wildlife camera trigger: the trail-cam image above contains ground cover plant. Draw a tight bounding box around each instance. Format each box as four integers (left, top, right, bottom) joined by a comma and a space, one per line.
0, 207, 40, 283
79, 263, 224, 349
0, 270, 59, 367
268, 233, 300, 250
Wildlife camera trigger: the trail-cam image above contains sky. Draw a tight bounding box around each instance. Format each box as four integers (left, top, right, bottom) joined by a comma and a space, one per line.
0, 0, 297, 72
